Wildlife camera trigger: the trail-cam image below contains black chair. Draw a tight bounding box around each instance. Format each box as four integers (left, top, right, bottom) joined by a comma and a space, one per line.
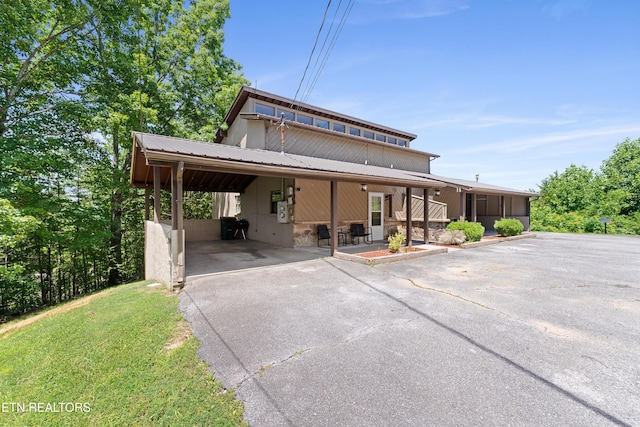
317, 224, 345, 247
350, 223, 372, 244
317, 224, 332, 247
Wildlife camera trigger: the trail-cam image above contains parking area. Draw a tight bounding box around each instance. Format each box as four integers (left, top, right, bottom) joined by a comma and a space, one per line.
179, 233, 640, 426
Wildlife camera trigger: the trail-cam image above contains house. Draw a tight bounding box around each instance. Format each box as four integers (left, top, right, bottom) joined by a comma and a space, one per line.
130, 86, 536, 288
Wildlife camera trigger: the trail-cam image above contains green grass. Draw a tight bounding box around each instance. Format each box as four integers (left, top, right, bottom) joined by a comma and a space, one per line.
0, 281, 245, 426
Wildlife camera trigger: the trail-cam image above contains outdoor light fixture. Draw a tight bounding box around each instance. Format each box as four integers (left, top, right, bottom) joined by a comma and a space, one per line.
435, 188, 441, 197
361, 184, 367, 192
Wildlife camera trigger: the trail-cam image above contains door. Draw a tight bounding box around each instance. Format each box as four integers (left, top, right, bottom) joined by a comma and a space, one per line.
368, 192, 384, 241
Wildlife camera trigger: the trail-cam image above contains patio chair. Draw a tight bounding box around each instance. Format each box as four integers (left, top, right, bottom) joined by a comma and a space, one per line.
350, 223, 372, 245
317, 224, 332, 247
317, 224, 345, 247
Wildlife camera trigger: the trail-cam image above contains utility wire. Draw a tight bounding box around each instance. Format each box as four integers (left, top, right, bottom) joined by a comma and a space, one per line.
290, 0, 333, 108
301, 0, 354, 104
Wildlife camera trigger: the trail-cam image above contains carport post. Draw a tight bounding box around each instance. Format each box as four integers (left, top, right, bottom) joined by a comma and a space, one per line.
423, 188, 429, 244
330, 180, 338, 256
405, 187, 412, 248
144, 187, 151, 221
171, 162, 185, 286
500, 195, 506, 219
471, 193, 477, 223
153, 166, 161, 223
459, 191, 466, 221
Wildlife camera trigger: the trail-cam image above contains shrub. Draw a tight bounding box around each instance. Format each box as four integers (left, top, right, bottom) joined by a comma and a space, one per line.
387, 232, 406, 253
438, 230, 466, 245
494, 218, 524, 236
446, 221, 485, 242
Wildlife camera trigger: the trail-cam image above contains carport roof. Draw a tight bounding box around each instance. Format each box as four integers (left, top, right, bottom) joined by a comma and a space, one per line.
130, 132, 537, 197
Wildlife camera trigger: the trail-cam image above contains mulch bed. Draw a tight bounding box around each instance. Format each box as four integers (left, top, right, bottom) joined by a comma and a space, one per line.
356, 247, 425, 259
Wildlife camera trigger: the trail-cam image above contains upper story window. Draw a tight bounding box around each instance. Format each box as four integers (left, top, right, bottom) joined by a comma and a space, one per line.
256, 103, 275, 116
277, 109, 295, 121
315, 118, 329, 129
253, 102, 408, 147
297, 114, 313, 125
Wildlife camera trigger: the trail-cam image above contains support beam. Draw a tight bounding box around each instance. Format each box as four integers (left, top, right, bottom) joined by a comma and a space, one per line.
153, 166, 161, 223
500, 195, 506, 218
459, 191, 466, 221
471, 193, 477, 223
423, 188, 429, 244
406, 187, 413, 248
330, 180, 338, 256
176, 162, 185, 286
144, 187, 151, 221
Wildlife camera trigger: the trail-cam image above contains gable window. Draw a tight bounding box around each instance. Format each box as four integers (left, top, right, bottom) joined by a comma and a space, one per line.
349, 127, 361, 137
256, 103, 275, 116
398, 139, 407, 147
297, 114, 313, 125
333, 123, 345, 133
375, 134, 386, 143
388, 137, 397, 145
277, 109, 295, 121
315, 118, 329, 129
363, 130, 374, 140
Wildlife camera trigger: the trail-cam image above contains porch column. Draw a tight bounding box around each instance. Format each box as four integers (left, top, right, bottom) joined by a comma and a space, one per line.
144, 187, 151, 221
459, 191, 466, 221
330, 180, 338, 256
471, 193, 477, 223
423, 188, 429, 244
171, 162, 185, 286
153, 166, 161, 223
500, 195, 506, 218
405, 187, 413, 248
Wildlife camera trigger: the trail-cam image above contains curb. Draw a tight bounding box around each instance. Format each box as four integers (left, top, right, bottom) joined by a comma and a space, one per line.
461, 233, 537, 249
333, 246, 448, 266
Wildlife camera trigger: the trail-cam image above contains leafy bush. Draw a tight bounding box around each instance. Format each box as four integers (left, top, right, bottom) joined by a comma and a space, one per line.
494, 218, 524, 236
387, 232, 406, 253
446, 221, 485, 242
437, 230, 466, 245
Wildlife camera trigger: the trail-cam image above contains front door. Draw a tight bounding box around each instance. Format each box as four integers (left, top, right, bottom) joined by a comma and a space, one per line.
368, 192, 384, 241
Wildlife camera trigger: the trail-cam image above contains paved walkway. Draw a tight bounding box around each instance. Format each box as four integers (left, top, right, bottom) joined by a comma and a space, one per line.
179, 233, 640, 426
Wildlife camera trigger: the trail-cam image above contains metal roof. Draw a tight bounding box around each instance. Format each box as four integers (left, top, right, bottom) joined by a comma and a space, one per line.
130, 132, 538, 198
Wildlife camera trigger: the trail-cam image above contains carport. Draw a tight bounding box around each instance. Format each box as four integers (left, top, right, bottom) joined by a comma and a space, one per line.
130, 132, 450, 289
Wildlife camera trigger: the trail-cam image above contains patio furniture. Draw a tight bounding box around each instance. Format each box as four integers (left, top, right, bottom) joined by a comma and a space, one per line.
350, 223, 371, 245
317, 224, 345, 247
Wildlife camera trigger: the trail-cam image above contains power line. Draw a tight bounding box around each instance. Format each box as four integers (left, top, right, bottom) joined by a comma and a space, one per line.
291, 0, 333, 108
291, 0, 354, 108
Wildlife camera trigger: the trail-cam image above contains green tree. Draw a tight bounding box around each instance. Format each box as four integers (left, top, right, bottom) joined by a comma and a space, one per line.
601, 138, 640, 215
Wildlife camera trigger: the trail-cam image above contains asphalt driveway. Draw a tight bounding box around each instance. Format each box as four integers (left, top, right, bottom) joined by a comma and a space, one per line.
178, 232, 640, 426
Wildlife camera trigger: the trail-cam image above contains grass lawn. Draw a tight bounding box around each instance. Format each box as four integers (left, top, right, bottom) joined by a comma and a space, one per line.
0, 281, 245, 426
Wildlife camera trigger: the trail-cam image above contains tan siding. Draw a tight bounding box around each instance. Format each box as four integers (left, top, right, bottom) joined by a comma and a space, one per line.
294, 179, 367, 222
256, 125, 429, 173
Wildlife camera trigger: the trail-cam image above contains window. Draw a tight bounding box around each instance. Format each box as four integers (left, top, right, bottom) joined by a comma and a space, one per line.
385, 194, 392, 218
255, 103, 275, 116
398, 139, 407, 147
315, 118, 329, 129
297, 114, 313, 125
270, 191, 282, 214
363, 130, 374, 140
276, 109, 295, 121
375, 134, 386, 143
333, 123, 345, 133
388, 137, 397, 145
349, 127, 361, 137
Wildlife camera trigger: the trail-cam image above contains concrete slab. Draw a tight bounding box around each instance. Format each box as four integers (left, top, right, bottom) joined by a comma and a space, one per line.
180, 233, 640, 426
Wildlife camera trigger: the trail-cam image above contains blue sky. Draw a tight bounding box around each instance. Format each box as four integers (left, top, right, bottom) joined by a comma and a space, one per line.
222, 0, 640, 191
